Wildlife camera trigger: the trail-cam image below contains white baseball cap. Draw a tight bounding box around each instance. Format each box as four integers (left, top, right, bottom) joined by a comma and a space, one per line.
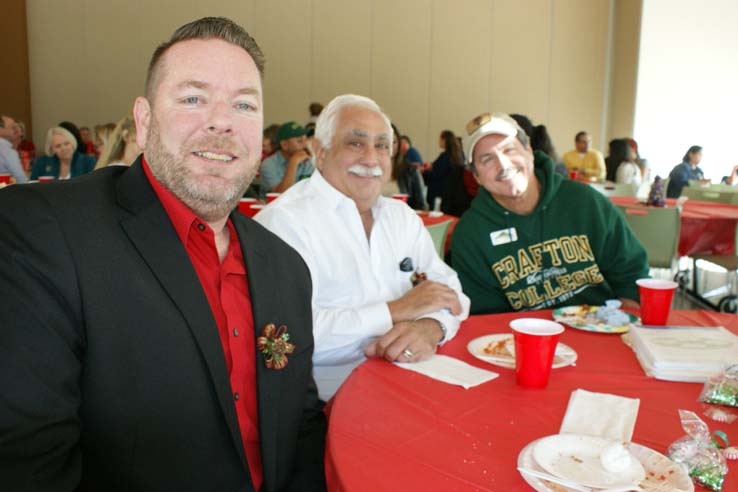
463, 112, 522, 166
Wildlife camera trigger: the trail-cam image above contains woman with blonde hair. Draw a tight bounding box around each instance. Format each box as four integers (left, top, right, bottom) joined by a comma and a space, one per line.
94, 122, 116, 158
30, 126, 96, 180
95, 115, 141, 169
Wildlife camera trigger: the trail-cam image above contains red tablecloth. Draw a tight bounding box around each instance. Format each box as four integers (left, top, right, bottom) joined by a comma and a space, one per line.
611, 196, 738, 256
419, 212, 459, 255
326, 310, 738, 491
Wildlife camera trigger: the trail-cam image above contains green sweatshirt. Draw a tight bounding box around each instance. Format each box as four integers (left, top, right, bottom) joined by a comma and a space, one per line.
451, 152, 649, 314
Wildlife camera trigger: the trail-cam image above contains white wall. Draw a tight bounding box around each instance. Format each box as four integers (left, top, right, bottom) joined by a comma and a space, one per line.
27, 0, 638, 162
634, 0, 738, 181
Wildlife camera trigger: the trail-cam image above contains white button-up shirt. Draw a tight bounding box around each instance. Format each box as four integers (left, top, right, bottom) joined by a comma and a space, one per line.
256, 171, 470, 399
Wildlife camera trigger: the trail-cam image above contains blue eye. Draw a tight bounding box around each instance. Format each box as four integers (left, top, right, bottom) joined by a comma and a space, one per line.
182, 96, 200, 104
235, 102, 255, 111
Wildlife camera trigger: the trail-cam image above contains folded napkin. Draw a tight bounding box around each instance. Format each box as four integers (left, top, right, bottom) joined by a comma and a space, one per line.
394, 354, 498, 389
559, 389, 640, 442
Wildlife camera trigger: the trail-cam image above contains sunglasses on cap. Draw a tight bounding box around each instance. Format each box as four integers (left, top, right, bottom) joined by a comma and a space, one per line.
465, 112, 494, 137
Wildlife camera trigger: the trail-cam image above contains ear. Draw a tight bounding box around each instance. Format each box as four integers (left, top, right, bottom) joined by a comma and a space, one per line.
133, 96, 151, 150
314, 139, 327, 172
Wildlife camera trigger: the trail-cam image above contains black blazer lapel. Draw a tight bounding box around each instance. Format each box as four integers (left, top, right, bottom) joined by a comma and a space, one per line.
232, 213, 282, 487
115, 161, 249, 471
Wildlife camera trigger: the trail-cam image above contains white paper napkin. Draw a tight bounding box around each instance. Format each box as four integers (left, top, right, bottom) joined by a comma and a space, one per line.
559, 389, 640, 442
394, 354, 499, 389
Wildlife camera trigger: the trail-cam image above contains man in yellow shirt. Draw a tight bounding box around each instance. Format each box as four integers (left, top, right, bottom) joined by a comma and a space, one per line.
562, 131, 605, 181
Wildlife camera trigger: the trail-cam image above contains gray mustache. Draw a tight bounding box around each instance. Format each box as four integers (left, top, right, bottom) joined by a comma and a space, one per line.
348, 165, 383, 177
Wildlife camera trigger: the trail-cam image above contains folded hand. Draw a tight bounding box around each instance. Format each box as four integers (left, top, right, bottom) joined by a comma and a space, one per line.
364, 318, 443, 363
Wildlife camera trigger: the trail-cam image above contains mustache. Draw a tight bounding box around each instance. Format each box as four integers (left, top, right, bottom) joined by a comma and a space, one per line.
185, 136, 240, 156
348, 165, 383, 177
495, 166, 518, 181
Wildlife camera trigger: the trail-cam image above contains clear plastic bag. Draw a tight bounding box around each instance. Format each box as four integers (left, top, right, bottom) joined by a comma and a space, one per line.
667, 410, 728, 491
699, 365, 738, 408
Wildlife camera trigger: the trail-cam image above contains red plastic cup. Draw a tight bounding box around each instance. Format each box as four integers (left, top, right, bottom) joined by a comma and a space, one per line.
391, 193, 409, 203
510, 318, 564, 388
637, 279, 678, 325
568, 169, 578, 180
266, 192, 281, 203
0, 173, 11, 184
38, 176, 55, 182
237, 198, 258, 215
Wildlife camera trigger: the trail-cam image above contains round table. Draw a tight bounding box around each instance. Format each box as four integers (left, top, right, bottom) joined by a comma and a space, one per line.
611, 196, 738, 256
326, 310, 738, 491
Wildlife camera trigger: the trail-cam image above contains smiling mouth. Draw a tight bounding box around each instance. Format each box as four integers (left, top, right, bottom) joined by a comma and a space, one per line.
193, 151, 235, 162
496, 168, 519, 181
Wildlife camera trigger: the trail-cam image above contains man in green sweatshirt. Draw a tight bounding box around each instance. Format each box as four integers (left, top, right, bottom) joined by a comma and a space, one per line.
451, 112, 649, 314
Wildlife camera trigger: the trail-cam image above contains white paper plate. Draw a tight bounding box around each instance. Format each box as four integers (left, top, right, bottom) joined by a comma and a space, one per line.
467, 334, 577, 369
518, 436, 693, 492
553, 306, 639, 334
532, 434, 645, 488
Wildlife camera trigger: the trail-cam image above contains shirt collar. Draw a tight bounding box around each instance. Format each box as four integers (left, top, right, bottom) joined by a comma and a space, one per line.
142, 155, 211, 246
309, 169, 386, 219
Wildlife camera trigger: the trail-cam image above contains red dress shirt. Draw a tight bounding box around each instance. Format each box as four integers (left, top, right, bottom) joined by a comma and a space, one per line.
142, 158, 262, 489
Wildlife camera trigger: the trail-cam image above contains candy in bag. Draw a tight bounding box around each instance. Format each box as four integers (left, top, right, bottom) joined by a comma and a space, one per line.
699, 365, 738, 408
667, 410, 728, 491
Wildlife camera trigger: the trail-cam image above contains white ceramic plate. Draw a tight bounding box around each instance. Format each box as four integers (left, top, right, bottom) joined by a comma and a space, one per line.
467, 334, 577, 369
553, 306, 639, 334
518, 436, 693, 492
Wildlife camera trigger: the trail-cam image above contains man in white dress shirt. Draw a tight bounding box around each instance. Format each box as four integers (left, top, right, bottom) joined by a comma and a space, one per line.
257, 94, 470, 400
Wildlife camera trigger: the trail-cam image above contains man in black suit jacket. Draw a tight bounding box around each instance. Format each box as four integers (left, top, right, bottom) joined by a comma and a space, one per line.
0, 17, 325, 491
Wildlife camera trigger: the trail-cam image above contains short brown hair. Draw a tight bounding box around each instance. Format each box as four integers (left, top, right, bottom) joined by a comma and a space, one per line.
145, 17, 265, 99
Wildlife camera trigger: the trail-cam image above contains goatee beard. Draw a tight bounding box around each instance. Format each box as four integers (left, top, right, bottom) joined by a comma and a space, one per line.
145, 118, 256, 223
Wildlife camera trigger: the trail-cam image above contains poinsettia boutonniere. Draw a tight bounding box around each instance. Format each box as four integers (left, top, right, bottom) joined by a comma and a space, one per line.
257, 323, 295, 370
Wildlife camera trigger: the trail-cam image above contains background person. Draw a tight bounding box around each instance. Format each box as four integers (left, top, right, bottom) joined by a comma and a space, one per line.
666, 145, 707, 198
261, 123, 280, 161
59, 121, 87, 154
259, 121, 314, 198
30, 126, 95, 180
79, 126, 97, 155
94, 114, 141, 169
613, 139, 642, 187
562, 131, 606, 181
14, 120, 36, 171
387, 123, 425, 209
94, 122, 117, 158
307, 102, 323, 125
531, 123, 567, 178
424, 129, 463, 210
627, 138, 649, 182
0, 114, 28, 183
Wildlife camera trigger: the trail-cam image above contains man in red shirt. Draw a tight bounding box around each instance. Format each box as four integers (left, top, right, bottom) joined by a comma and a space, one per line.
0, 17, 325, 492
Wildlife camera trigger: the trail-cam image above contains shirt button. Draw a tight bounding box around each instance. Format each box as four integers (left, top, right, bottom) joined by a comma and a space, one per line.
234, 392, 240, 401
233, 328, 239, 337
197, 223, 206, 231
